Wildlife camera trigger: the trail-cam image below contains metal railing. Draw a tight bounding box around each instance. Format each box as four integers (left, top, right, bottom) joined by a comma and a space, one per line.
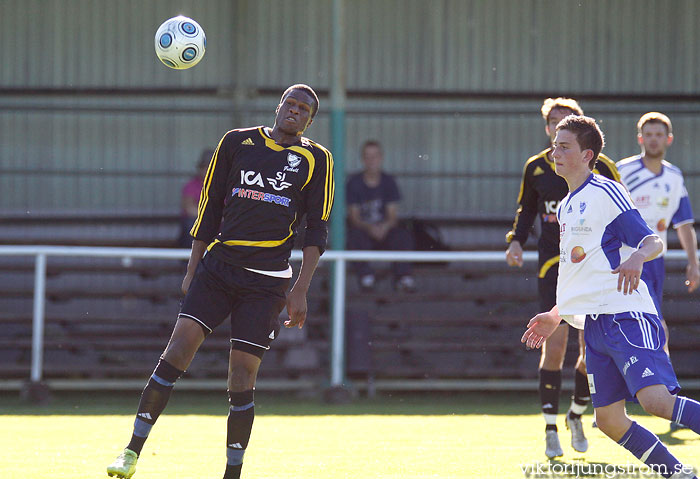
0, 245, 692, 391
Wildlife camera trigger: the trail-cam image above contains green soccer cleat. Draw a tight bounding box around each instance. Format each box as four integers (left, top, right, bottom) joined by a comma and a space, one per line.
107, 448, 138, 478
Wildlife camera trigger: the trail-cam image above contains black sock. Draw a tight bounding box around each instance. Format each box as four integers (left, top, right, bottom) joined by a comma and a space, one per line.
539, 369, 561, 432
223, 389, 255, 479
126, 358, 184, 455
223, 465, 243, 479
569, 369, 591, 419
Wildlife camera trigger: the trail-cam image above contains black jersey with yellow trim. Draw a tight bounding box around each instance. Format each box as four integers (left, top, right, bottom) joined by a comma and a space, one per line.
190, 126, 334, 271
506, 148, 619, 261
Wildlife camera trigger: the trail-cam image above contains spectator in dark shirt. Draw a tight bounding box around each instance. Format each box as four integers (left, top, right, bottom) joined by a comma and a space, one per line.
346, 140, 415, 292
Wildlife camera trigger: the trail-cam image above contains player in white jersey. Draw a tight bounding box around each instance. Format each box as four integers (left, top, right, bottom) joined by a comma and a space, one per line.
522, 115, 699, 479
617, 112, 699, 354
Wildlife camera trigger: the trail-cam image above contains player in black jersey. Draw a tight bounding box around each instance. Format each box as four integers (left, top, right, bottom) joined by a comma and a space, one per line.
505, 98, 620, 459
107, 84, 334, 479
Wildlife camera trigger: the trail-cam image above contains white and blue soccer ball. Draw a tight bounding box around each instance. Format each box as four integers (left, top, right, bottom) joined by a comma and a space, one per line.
154, 16, 206, 70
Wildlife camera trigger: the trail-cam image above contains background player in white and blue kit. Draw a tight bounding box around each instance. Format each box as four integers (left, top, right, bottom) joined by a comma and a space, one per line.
522, 115, 700, 478
617, 112, 699, 355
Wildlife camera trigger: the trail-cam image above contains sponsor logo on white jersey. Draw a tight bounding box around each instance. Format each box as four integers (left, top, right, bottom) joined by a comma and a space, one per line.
635, 195, 651, 207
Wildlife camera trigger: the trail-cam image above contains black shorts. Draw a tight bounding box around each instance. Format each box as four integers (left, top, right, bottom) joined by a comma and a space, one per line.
537, 261, 558, 312
179, 253, 289, 359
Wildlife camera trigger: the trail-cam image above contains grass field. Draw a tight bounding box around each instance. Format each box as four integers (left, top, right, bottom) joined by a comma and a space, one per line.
1, 391, 698, 478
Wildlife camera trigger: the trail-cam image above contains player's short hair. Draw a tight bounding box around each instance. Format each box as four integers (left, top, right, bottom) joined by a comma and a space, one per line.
637, 112, 672, 135
361, 139, 383, 156
280, 84, 320, 118
556, 115, 605, 170
541, 97, 584, 122
198, 148, 214, 169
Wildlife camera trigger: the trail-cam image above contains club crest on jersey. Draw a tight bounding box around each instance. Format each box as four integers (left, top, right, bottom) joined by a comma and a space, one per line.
579, 202, 586, 214
287, 153, 302, 168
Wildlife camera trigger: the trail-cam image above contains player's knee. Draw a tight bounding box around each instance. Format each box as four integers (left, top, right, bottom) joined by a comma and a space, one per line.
638, 394, 672, 419
162, 344, 197, 371
594, 413, 629, 441
541, 345, 566, 369
228, 363, 256, 391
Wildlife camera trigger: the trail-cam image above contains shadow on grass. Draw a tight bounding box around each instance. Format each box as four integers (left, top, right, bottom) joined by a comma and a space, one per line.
657, 427, 700, 447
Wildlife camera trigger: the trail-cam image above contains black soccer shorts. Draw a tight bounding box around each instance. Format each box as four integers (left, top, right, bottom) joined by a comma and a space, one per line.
179, 253, 289, 359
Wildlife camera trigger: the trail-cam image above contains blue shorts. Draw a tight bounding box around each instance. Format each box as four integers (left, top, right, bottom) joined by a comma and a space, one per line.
641, 256, 664, 318
584, 312, 680, 408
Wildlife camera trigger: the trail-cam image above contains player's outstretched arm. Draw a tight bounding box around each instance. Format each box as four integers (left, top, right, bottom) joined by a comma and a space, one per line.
285, 246, 321, 329
521, 306, 562, 350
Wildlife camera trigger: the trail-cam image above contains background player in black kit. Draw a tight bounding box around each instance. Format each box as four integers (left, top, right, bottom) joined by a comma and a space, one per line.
107, 84, 334, 479
505, 98, 620, 459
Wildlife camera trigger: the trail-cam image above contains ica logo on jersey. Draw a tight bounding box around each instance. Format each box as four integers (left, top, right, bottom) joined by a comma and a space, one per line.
544, 201, 560, 214
241, 170, 264, 187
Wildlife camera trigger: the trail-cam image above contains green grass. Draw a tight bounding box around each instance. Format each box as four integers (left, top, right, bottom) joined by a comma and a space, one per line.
1, 392, 698, 478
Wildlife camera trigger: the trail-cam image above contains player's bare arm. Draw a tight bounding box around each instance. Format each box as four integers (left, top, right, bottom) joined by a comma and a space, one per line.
505, 240, 524, 267
611, 236, 663, 295
676, 223, 700, 292
181, 239, 208, 294
285, 245, 321, 329
521, 305, 562, 350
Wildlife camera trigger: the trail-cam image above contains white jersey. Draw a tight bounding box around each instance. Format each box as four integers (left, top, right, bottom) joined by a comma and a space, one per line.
556, 174, 659, 329
617, 155, 694, 255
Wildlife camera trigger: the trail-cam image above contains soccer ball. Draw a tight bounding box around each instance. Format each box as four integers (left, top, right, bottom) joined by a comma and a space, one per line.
154, 16, 206, 69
